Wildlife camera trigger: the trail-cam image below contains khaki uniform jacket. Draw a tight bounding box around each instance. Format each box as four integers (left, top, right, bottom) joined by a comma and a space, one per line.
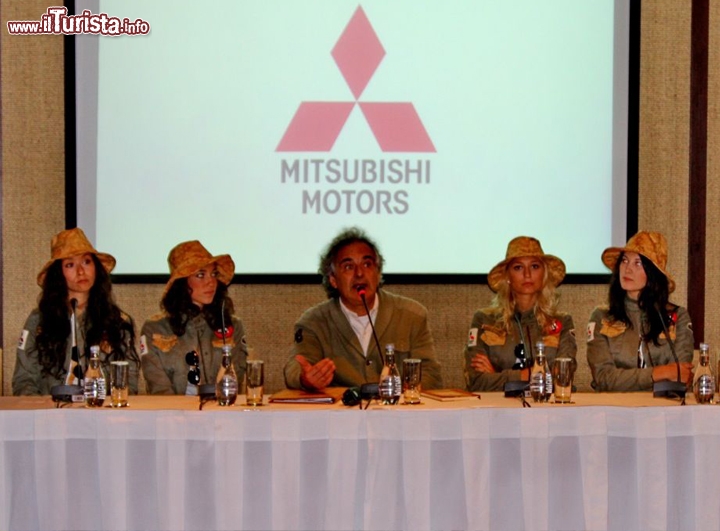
587, 299, 693, 392
13, 309, 140, 396
464, 308, 576, 392
284, 290, 443, 390
140, 313, 248, 395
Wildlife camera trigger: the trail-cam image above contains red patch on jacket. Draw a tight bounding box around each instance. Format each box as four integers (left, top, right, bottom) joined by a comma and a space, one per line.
546, 319, 562, 335
214, 326, 234, 340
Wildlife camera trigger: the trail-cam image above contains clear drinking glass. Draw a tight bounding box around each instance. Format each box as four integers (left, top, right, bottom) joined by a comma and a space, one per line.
552, 357, 574, 403
245, 360, 264, 406
402, 358, 422, 404
109, 361, 129, 408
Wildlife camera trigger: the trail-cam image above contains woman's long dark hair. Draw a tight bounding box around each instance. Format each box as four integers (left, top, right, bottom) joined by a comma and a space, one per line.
36, 255, 140, 378
607, 252, 673, 345
162, 278, 234, 336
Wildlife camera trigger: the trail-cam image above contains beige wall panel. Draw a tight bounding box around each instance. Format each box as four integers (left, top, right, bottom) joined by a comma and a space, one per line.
638, 1, 691, 303
706, 1, 720, 356
2, 1, 66, 393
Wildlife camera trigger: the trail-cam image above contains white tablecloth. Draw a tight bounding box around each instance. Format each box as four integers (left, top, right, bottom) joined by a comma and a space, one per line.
0, 393, 718, 531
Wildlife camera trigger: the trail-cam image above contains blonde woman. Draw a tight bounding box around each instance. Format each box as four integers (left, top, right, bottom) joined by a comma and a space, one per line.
464, 236, 576, 392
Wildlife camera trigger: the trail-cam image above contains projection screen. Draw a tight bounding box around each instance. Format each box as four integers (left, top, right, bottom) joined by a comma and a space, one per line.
74, 0, 635, 277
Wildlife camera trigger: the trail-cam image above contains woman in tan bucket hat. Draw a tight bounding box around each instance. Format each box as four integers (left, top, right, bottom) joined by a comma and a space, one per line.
464, 236, 576, 392
587, 231, 694, 392
140, 240, 248, 394
12, 228, 140, 395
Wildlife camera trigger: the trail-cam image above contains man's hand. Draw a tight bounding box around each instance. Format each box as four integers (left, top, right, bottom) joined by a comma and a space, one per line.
296, 355, 336, 390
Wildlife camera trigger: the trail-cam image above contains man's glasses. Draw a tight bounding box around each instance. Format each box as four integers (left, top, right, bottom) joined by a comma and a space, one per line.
186, 350, 200, 385
512, 343, 527, 370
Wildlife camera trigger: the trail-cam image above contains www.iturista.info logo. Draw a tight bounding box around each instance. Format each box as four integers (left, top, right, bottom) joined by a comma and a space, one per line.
277, 6, 435, 153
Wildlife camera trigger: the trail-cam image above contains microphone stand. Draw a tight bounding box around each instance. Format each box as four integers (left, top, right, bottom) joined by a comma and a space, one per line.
358, 289, 384, 366
504, 323, 531, 397
340, 289, 388, 408
198, 362, 218, 405
652, 307, 686, 403
51, 298, 84, 405
69, 298, 83, 382
357, 289, 382, 404
198, 301, 222, 405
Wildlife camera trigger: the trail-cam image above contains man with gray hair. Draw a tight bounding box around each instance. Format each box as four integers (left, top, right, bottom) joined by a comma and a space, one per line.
284, 227, 443, 391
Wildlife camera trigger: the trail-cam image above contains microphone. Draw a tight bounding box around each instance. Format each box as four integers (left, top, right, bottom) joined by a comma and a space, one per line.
51, 298, 84, 404
67, 298, 81, 383
358, 288, 385, 367
504, 381, 529, 397
198, 301, 226, 402
342, 383, 381, 407
504, 325, 532, 397
220, 298, 227, 346
652, 306, 686, 402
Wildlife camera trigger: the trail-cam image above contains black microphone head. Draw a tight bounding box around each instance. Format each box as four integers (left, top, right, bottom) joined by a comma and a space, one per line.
342, 387, 362, 406
50, 384, 83, 403
360, 382, 379, 399
70, 298, 78, 311
198, 383, 217, 400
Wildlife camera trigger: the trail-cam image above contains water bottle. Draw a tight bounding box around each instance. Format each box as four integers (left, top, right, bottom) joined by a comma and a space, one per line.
693, 342, 714, 404
378, 344, 401, 405
216, 344, 238, 406
84, 345, 106, 407
530, 341, 550, 402
540, 342, 553, 400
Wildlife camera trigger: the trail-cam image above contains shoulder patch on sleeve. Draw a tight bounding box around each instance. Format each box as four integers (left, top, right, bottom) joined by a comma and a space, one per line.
139, 334, 148, 356
467, 327, 478, 348
295, 328, 303, 344
586, 322, 595, 343
18, 330, 29, 350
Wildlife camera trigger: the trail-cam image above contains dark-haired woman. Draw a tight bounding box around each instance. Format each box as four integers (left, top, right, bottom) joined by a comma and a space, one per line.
13, 228, 140, 395
587, 231, 694, 391
464, 236, 576, 392
140, 241, 248, 395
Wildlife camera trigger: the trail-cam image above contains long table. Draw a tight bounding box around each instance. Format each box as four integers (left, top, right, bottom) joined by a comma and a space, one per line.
0, 392, 717, 531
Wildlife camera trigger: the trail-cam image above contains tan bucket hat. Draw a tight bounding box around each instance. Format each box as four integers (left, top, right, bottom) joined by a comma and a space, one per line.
487, 236, 566, 292
163, 240, 235, 297
37, 228, 116, 287
601, 231, 675, 292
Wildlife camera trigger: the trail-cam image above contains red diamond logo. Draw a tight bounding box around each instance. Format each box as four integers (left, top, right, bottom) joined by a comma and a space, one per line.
277, 6, 435, 153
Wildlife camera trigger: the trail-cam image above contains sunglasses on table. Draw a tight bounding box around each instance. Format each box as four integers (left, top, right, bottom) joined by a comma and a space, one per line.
186, 350, 200, 385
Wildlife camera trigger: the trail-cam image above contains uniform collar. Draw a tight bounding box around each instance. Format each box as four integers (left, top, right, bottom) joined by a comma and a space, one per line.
624, 297, 641, 312
514, 308, 536, 322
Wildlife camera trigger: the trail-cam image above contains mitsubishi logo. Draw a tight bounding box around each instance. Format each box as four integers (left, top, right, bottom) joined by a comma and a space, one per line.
277, 6, 435, 153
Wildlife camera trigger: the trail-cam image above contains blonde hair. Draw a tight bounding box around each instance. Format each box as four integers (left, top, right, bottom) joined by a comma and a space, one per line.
489, 262, 561, 333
